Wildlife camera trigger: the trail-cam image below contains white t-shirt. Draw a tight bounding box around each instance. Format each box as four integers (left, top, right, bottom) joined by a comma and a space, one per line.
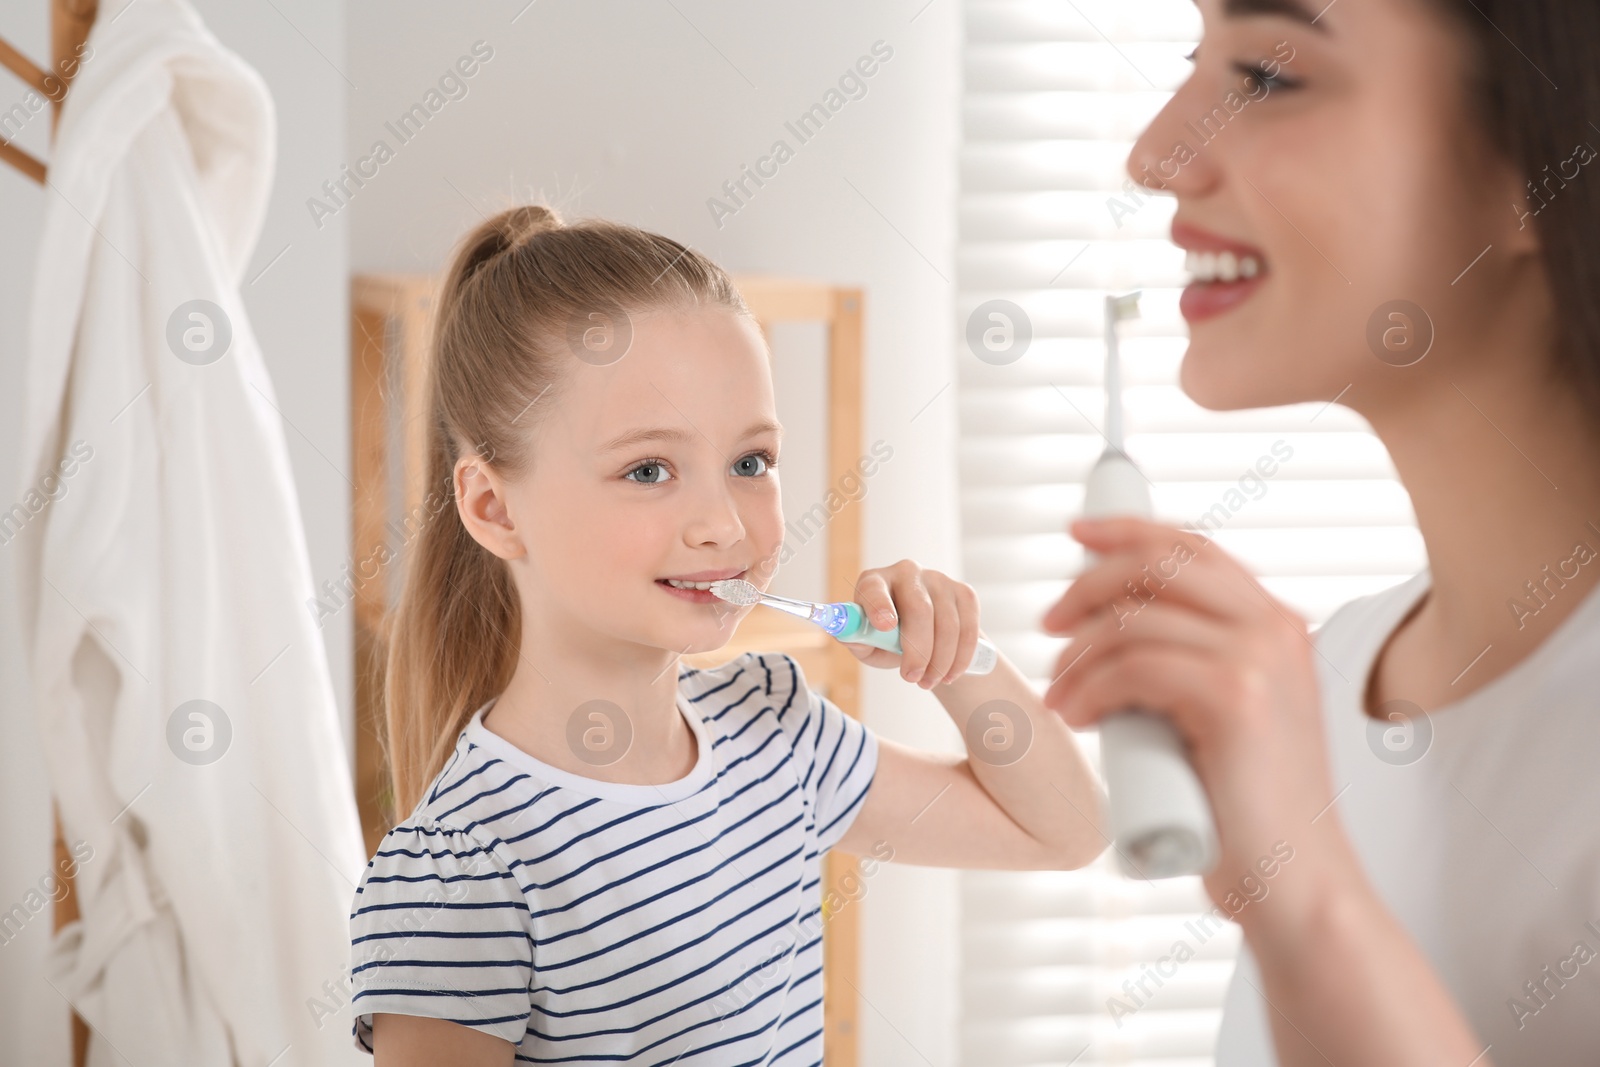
347, 651, 879, 1063
1216, 569, 1600, 1064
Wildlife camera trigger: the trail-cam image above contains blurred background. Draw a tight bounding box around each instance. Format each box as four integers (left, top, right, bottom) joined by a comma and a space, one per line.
0, 1, 1420, 1064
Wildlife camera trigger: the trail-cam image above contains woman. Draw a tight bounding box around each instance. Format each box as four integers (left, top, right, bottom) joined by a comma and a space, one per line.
1042, 0, 1600, 1062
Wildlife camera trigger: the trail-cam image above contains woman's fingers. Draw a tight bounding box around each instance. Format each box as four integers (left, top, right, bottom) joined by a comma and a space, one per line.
1044, 641, 1240, 741
1050, 600, 1238, 706
1042, 523, 1278, 635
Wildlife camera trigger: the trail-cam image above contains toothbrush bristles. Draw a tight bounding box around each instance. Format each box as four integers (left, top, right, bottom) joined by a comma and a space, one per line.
709, 579, 762, 606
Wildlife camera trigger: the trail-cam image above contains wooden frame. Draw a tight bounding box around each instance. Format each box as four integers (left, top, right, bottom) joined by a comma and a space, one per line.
350, 273, 868, 1067
8, 4, 104, 1065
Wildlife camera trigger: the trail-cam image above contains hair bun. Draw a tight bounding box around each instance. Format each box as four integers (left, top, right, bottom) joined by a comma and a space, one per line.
450, 204, 564, 290
505, 203, 562, 244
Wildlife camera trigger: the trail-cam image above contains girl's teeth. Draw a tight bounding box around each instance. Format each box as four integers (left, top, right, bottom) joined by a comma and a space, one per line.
1185, 249, 1264, 283
666, 579, 714, 590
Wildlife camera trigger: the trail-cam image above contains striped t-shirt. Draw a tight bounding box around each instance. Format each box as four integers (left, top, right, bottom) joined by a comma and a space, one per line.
348, 651, 879, 1064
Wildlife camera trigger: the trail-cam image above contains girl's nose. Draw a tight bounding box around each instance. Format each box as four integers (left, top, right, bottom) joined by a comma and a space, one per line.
684, 487, 747, 548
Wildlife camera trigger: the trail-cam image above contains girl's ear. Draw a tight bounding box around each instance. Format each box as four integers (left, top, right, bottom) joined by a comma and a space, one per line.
455, 455, 525, 560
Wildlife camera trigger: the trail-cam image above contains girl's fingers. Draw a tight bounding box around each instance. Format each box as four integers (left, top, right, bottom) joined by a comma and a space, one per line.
918, 585, 964, 688
944, 583, 982, 685
855, 571, 899, 630
890, 569, 937, 684
855, 565, 985, 688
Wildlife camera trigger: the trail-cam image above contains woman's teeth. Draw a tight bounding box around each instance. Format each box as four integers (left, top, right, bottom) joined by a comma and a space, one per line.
1185, 249, 1263, 284
664, 579, 715, 590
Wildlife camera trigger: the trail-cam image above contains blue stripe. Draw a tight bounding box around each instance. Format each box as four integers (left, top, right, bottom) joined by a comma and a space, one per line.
353, 928, 531, 945
689, 665, 747, 703
430, 755, 498, 804
364, 870, 515, 887
352, 898, 528, 918
439, 770, 535, 821
767, 1025, 823, 1066
709, 682, 762, 722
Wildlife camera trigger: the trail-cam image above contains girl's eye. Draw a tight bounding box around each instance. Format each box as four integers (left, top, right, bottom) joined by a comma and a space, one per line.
1233, 61, 1299, 93
625, 460, 672, 485
732, 450, 778, 478
1184, 47, 1198, 63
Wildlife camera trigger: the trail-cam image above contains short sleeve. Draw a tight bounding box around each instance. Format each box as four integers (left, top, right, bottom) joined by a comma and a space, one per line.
348, 823, 534, 1052
766, 652, 880, 851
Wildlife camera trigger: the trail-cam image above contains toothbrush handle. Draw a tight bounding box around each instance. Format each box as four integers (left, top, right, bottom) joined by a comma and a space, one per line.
830, 603, 999, 676
1084, 451, 1219, 880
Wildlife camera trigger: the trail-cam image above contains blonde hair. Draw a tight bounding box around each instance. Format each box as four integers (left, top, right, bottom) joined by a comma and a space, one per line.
382, 204, 751, 820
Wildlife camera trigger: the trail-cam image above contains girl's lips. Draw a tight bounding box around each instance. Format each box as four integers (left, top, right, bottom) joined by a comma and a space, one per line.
656, 580, 721, 604
1180, 274, 1267, 324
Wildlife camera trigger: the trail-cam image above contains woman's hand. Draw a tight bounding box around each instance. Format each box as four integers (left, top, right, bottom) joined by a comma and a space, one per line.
1039, 516, 1357, 933
847, 559, 985, 689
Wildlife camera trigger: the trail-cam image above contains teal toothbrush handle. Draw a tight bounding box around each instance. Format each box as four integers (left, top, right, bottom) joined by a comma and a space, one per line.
824, 602, 999, 676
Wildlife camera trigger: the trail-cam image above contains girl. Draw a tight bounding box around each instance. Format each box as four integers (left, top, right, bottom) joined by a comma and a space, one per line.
1044, 0, 1600, 1062
348, 205, 1105, 1065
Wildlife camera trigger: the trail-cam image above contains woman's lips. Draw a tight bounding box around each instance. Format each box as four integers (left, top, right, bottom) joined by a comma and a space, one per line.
1171, 221, 1270, 325
1180, 274, 1267, 324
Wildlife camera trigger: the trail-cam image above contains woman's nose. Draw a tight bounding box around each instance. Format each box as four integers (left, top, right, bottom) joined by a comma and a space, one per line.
1126, 76, 1222, 200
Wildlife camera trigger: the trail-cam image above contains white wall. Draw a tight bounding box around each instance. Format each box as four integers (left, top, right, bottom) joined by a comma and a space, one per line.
344, 2, 964, 1062
0, 0, 348, 1060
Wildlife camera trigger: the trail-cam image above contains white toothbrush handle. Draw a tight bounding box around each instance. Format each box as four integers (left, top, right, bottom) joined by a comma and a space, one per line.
968, 638, 998, 675
1083, 450, 1219, 879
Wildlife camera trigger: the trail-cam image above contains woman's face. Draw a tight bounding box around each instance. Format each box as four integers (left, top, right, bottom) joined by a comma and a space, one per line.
498, 306, 785, 658
1131, 0, 1537, 417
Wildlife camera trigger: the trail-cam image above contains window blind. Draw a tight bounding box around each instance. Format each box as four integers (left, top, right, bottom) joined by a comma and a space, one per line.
955, 2, 1423, 1063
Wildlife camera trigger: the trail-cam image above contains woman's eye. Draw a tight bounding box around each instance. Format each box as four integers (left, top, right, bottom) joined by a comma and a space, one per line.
1184, 47, 1198, 63
625, 460, 672, 485
1234, 61, 1299, 93
732, 450, 777, 478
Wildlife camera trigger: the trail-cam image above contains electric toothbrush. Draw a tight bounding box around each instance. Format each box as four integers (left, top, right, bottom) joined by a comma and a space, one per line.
708, 579, 999, 677
1085, 291, 1219, 880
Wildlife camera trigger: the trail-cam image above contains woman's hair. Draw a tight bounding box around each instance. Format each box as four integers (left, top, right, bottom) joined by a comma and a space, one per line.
382, 204, 752, 819
1441, 0, 1600, 423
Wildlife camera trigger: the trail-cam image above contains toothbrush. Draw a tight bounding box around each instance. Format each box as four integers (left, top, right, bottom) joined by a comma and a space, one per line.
1085, 291, 1219, 880
708, 579, 999, 677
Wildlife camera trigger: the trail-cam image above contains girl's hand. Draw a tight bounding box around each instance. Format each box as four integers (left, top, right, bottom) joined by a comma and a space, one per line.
1040, 517, 1357, 933
848, 560, 984, 689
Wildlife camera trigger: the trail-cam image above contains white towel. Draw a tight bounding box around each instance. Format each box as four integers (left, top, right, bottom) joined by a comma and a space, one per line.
12, 0, 367, 1063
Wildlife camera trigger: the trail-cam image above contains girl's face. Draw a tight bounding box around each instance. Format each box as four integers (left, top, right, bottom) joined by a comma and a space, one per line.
505, 306, 784, 657
1133, 0, 1538, 417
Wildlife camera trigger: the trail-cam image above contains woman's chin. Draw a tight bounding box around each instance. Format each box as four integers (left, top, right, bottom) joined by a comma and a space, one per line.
1178, 347, 1276, 412
1179, 342, 1331, 413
